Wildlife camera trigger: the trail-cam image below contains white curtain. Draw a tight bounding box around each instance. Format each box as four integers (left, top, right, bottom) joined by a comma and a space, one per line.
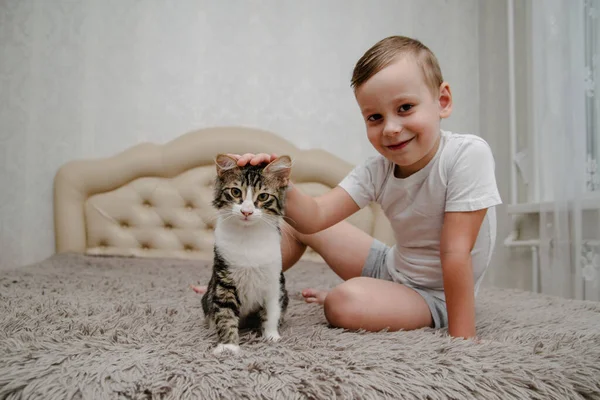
530, 0, 600, 301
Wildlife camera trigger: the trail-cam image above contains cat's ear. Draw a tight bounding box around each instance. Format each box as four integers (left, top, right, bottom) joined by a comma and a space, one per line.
215, 154, 239, 176
264, 155, 292, 184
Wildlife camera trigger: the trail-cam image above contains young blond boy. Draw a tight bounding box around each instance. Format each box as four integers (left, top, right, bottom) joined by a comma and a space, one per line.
198, 36, 501, 339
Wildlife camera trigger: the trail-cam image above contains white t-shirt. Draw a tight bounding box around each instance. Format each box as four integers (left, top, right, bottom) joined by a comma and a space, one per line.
339, 130, 502, 301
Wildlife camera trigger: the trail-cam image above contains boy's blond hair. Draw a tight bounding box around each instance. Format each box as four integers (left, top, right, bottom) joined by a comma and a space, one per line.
351, 36, 444, 96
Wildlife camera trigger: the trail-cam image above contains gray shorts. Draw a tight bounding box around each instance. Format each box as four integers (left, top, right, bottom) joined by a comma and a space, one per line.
361, 239, 448, 329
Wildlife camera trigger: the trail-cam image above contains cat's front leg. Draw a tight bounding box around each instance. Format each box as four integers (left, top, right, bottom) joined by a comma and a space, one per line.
213, 308, 240, 355
262, 291, 282, 342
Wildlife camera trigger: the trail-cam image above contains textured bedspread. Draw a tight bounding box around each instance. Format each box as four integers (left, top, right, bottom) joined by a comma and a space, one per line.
1, 253, 599, 399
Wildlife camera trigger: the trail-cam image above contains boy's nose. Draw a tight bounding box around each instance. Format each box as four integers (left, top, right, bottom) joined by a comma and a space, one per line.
383, 122, 403, 137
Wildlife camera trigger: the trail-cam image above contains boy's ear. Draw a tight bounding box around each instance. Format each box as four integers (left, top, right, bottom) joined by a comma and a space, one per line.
263, 155, 292, 184
438, 82, 453, 119
215, 154, 239, 176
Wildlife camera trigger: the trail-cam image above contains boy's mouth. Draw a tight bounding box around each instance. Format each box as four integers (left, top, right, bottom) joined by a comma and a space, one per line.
387, 137, 414, 151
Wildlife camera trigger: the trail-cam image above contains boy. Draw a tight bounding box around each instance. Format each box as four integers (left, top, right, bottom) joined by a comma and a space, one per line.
198, 36, 501, 339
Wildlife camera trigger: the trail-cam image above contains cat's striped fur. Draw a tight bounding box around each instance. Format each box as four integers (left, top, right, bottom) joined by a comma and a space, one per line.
201, 154, 291, 355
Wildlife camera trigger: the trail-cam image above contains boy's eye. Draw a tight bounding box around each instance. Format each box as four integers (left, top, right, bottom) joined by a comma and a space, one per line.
230, 188, 242, 197
257, 193, 269, 201
398, 104, 413, 113
367, 114, 382, 122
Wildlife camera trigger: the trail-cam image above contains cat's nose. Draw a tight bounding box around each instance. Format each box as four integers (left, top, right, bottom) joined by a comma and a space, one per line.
242, 210, 253, 217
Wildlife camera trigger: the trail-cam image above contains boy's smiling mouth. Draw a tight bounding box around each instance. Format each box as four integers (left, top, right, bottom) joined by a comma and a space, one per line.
386, 137, 414, 151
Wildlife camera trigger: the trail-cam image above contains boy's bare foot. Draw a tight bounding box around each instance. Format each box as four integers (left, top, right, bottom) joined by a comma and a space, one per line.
301, 288, 328, 305
190, 285, 207, 294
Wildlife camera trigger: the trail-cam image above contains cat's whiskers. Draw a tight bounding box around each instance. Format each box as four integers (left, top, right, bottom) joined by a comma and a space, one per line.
258, 217, 288, 244
282, 215, 298, 227
219, 211, 239, 225
278, 222, 298, 248
273, 214, 297, 236
207, 209, 229, 224
258, 214, 280, 231
210, 210, 225, 220
261, 214, 296, 256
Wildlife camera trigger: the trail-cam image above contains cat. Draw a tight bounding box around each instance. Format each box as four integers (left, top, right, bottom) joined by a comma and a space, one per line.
201, 154, 291, 355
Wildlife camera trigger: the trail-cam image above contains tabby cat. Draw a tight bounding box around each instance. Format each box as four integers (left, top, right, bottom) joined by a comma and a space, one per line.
201, 154, 291, 355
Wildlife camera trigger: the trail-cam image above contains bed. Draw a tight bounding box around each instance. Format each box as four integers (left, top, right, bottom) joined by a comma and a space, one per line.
1, 126, 599, 399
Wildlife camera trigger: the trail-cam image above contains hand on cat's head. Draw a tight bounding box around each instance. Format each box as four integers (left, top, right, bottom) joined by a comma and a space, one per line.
215, 153, 292, 186
227, 153, 278, 167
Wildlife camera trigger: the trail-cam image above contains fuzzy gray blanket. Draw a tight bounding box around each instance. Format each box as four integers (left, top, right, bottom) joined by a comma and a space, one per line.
1, 253, 599, 400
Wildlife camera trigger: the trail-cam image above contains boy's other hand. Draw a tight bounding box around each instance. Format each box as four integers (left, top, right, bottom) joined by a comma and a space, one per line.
226, 153, 279, 166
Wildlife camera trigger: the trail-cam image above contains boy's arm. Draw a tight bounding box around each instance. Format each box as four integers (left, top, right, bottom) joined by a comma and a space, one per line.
440, 209, 487, 339
285, 184, 360, 234
441, 137, 501, 339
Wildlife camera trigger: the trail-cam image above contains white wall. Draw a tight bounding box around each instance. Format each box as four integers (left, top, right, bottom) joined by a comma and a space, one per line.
0, 0, 482, 269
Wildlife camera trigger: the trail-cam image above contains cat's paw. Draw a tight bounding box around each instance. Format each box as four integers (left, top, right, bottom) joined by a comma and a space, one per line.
263, 330, 281, 342
213, 343, 240, 356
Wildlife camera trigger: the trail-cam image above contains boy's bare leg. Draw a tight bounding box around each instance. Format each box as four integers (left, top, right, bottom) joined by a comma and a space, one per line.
323, 277, 432, 331
283, 221, 432, 331
281, 221, 432, 331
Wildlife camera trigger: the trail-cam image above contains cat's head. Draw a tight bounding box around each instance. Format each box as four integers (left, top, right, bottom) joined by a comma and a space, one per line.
212, 154, 292, 226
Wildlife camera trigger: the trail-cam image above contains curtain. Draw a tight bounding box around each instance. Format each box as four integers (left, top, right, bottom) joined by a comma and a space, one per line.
530, 0, 600, 301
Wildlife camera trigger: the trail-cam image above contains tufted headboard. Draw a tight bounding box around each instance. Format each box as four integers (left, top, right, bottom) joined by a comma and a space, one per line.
53, 126, 394, 262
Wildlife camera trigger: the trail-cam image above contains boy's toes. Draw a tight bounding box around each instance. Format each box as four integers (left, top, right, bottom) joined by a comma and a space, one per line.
191, 285, 207, 294
301, 288, 317, 301
301, 288, 328, 305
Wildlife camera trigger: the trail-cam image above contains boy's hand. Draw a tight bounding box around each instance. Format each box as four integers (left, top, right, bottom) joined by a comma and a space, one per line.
226, 153, 279, 166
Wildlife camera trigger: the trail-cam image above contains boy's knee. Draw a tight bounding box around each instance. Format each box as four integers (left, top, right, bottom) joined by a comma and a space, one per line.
323, 278, 365, 328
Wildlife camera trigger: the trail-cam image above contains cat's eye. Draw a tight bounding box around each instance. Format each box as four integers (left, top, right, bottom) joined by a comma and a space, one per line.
257, 193, 269, 201
230, 188, 242, 197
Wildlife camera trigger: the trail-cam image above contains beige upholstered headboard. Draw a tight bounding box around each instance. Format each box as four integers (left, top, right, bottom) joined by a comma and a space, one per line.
53, 126, 394, 262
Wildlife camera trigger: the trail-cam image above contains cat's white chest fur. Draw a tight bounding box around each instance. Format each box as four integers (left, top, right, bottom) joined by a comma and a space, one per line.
214, 219, 282, 316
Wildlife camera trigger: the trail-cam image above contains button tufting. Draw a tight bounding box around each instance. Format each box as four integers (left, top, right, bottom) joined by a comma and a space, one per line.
184, 244, 195, 252
120, 221, 130, 228
164, 222, 174, 229
99, 240, 108, 247
143, 200, 152, 207
185, 202, 194, 210
141, 243, 151, 250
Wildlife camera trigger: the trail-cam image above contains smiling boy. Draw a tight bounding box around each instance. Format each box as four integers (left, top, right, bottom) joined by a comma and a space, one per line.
200, 36, 501, 339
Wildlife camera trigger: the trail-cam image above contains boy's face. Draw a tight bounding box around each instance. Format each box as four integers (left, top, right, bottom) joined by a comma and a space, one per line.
354, 56, 452, 177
